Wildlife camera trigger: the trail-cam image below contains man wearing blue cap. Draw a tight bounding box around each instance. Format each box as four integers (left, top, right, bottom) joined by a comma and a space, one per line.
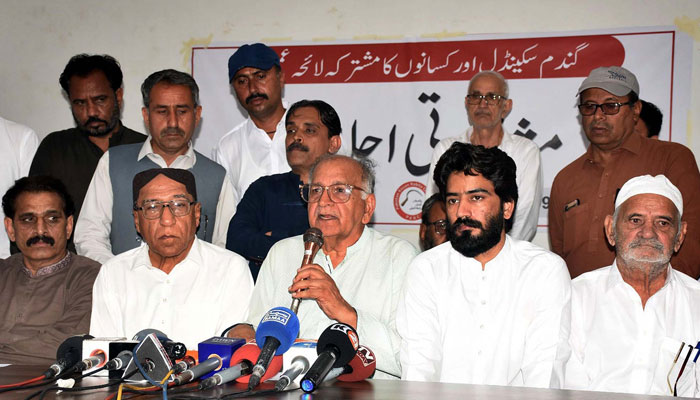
215, 43, 289, 208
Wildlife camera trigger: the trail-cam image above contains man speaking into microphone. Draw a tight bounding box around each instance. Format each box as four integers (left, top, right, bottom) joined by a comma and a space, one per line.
230, 155, 417, 379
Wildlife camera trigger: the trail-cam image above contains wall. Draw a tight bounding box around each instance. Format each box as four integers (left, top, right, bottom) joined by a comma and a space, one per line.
1, 0, 699, 248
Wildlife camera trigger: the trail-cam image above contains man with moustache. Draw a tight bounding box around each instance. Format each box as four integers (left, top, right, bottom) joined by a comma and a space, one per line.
549, 66, 700, 279
397, 142, 570, 387
215, 43, 290, 208
0, 176, 100, 364
226, 100, 342, 280
425, 70, 542, 241
563, 175, 700, 396
30, 54, 146, 221
230, 155, 417, 379
419, 193, 447, 251
90, 169, 252, 349
75, 70, 234, 263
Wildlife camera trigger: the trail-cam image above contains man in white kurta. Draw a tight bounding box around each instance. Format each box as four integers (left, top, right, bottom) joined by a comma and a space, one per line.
425, 71, 542, 241
90, 168, 253, 349
564, 174, 700, 397
232, 155, 417, 379
398, 142, 570, 387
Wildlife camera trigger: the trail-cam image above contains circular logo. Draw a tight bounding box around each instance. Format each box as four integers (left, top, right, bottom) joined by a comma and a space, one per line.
393, 181, 426, 221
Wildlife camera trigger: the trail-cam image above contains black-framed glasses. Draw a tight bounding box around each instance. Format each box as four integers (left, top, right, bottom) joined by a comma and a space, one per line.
300, 183, 368, 203
466, 93, 506, 105
134, 200, 195, 219
577, 101, 632, 116
426, 219, 447, 235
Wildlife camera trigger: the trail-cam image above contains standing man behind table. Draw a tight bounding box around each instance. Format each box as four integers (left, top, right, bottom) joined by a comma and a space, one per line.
30, 54, 146, 221
75, 69, 235, 264
229, 155, 418, 379
215, 43, 290, 207
425, 70, 542, 241
226, 99, 342, 281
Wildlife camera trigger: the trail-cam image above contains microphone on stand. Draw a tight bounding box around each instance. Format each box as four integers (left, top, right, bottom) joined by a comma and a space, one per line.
300, 323, 359, 393
290, 227, 323, 314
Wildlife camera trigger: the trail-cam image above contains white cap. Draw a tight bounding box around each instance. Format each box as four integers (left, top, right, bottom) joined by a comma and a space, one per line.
615, 175, 683, 216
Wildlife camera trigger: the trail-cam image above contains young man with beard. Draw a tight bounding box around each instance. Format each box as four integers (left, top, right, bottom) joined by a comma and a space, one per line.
397, 142, 571, 388
30, 54, 146, 221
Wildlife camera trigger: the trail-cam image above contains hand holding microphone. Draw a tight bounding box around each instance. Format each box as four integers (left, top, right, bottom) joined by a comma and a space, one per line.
290, 228, 323, 314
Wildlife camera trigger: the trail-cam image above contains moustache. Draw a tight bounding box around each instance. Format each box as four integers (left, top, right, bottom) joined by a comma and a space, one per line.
160, 127, 185, 137
245, 93, 268, 104
26, 235, 55, 247
628, 238, 664, 251
85, 116, 108, 126
286, 141, 309, 152
452, 217, 484, 230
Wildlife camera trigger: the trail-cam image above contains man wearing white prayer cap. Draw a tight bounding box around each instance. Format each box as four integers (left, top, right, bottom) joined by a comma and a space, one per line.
560, 174, 700, 396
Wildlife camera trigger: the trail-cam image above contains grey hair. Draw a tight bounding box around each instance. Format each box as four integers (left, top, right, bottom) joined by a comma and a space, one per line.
141, 69, 200, 108
469, 70, 509, 98
309, 153, 376, 194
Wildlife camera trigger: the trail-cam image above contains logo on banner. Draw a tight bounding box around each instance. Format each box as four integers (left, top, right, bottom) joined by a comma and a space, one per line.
393, 181, 426, 221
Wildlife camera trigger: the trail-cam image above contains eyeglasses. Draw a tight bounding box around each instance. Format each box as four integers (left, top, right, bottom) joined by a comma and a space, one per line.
300, 183, 369, 203
425, 219, 447, 235
134, 199, 195, 219
466, 93, 506, 105
577, 101, 632, 116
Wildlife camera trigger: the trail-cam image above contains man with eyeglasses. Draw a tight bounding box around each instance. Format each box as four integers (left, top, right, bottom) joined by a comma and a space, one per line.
419, 193, 447, 251
75, 69, 235, 264
397, 143, 570, 387
562, 175, 700, 396
549, 66, 700, 279
90, 169, 252, 349
230, 155, 418, 379
225, 100, 342, 281
425, 70, 542, 242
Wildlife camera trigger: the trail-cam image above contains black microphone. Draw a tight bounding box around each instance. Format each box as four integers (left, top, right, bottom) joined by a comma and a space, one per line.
172, 356, 221, 385
105, 350, 133, 371
131, 329, 187, 361
300, 323, 359, 393
247, 307, 300, 389
44, 334, 94, 378
290, 228, 324, 314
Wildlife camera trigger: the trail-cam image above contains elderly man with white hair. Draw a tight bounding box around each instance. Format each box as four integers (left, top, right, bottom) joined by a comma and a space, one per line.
562, 174, 700, 397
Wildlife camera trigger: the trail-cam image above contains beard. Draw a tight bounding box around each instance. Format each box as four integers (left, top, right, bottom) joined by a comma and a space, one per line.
447, 209, 504, 258
75, 100, 120, 137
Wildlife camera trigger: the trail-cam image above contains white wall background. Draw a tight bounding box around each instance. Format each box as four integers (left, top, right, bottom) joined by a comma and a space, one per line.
1, 0, 699, 248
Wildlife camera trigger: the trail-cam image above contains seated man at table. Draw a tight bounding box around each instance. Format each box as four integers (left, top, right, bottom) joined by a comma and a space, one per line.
90, 169, 253, 349
0, 176, 100, 364
230, 155, 418, 379
397, 142, 570, 387
564, 175, 700, 396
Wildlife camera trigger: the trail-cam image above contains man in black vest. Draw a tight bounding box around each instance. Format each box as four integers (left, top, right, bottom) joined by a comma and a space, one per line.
74, 70, 235, 264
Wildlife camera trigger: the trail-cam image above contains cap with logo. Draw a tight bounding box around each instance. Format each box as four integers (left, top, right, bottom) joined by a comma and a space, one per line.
577, 66, 640, 97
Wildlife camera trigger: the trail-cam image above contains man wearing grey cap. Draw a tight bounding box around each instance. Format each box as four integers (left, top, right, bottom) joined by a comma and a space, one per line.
214, 43, 289, 208
549, 66, 700, 279
89, 168, 252, 349
560, 174, 700, 396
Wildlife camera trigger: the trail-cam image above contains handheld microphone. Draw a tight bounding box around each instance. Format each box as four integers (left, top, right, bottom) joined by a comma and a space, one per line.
75, 352, 107, 371
172, 355, 196, 374
275, 341, 318, 391
300, 323, 359, 393
44, 334, 93, 378
332, 345, 376, 382
232, 342, 283, 384
248, 307, 300, 389
198, 342, 257, 389
172, 356, 221, 385
132, 329, 186, 361
290, 227, 324, 314
106, 350, 133, 371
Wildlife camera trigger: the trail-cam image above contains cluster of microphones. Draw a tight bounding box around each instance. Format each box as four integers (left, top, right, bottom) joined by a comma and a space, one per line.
4, 228, 377, 396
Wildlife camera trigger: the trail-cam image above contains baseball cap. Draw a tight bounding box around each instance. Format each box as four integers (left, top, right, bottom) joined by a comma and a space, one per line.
577, 66, 640, 97
228, 43, 280, 82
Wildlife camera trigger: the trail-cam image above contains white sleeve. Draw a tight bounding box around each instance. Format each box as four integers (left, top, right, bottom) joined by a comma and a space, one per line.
211, 178, 237, 248
396, 256, 440, 381
89, 265, 122, 338
508, 144, 542, 241
19, 127, 38, 176
74, 153, 115, 264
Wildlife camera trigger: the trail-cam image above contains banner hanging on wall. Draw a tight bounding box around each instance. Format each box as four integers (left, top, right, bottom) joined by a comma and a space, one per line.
191, 27, 691, 233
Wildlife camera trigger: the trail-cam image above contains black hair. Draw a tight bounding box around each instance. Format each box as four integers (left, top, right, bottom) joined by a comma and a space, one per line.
434, 142, 518, 231
141, 69, 199, 108
2, 176, 75, 219
59, 54, 123, 93
639, 100, 663, 137
421, 193, 444, 224
286, 99, 342, 138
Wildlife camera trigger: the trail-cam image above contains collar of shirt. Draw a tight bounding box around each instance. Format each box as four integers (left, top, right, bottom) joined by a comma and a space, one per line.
584, 131, 643, 163
22, 251, 72, 278
464, 125, 510, 147
130, 237, 202, 273
137, 138, 196, 169
319, 225, 370, 273
605, 259, 674, 297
